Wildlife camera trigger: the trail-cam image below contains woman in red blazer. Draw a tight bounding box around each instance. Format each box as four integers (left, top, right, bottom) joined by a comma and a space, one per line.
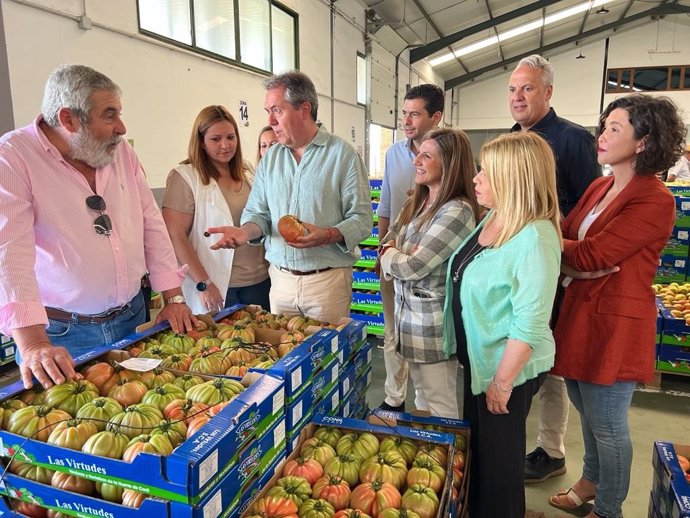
548, 94, 685, 518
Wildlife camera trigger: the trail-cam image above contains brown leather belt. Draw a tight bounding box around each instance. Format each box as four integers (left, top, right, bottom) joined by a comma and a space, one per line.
45, 304, 131, 324
277, 266, 333, 276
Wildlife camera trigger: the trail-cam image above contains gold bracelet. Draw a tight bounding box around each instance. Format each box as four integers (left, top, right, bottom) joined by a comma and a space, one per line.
491, 376, 512, 393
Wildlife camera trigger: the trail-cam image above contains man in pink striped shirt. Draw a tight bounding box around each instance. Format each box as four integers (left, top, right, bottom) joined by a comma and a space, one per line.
0, 64, 197, 389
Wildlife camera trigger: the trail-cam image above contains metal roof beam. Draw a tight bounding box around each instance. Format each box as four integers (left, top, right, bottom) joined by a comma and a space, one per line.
410, 0, 564, 63
444, 2, 690, 89
410, 0, 470, 74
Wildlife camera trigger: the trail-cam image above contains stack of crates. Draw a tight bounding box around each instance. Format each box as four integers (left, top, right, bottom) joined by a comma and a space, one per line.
0, 333, 15, 366
656, 186, 690, 283
351, 179, 384, 335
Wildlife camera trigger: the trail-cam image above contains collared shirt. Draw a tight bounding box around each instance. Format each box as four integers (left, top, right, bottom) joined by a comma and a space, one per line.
511, 107, 601, 216
0, 116, 182, 335
668, 156, 690, 181
377, 138, 416, 225
241, 125, 372, 270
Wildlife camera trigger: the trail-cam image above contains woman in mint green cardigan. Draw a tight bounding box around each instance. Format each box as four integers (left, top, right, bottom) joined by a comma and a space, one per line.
442, 132, 562, 518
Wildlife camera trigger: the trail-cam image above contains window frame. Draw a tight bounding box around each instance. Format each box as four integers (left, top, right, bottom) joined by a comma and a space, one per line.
135, 0, 299, 75
606, 65, 690, 93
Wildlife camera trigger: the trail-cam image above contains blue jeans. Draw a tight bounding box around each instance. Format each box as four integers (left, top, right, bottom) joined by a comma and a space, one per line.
565, 379, 635, 518
17, 291, 147, 364
225, 277, 271, 310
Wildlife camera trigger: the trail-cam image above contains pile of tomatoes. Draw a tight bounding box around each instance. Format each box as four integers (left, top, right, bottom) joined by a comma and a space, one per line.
245, 426, 466, 518
0, 362, 246, 510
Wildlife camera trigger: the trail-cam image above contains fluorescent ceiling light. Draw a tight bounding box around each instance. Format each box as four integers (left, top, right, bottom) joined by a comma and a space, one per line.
429, 0, 612, 66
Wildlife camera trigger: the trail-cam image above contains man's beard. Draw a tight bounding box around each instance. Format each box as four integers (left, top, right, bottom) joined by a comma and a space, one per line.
69, 126, 121, 169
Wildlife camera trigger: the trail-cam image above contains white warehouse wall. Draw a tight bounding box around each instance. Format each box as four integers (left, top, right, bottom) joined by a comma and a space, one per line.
454, 18, 690, 131
0, 0, 440, 188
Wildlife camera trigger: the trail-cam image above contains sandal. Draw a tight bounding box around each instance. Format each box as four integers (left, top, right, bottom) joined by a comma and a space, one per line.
549, 487, 595, 510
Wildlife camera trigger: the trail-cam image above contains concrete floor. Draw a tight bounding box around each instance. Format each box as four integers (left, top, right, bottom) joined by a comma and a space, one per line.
364, 339, 690, 518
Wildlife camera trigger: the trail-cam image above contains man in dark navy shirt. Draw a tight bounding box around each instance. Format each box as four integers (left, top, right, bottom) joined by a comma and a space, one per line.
509, 55, 600, 217
508, 54, 601, 483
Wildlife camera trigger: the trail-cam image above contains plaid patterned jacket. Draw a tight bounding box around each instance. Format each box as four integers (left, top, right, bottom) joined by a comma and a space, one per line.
381, 199, 476, 363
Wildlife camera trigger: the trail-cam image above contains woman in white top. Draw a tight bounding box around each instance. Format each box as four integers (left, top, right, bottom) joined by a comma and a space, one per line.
162, 106, 270, 314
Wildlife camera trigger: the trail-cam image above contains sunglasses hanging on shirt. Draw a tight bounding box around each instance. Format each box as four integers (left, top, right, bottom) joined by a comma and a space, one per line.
85, 195, 113, 236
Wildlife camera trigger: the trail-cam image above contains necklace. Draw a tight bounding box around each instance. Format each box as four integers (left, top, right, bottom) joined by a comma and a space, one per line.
452, 239, 485, 283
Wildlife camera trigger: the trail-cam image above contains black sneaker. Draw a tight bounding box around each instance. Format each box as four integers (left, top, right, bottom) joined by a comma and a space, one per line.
524, 447, 566, 484
377, 401, 405, 412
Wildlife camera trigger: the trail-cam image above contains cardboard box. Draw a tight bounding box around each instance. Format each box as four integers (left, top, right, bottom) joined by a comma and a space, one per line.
651, 441, 690, 518
663, 227, 690, 257
353, 342, 373, 379
675, 196, 690, 227
352, 271, 380, 291
371, 410, 471, 518
351, 292, 383, 314
240, 414, 456, 518
656, 255, 688, 284
311, 356, 340, 403
0, 420, 286, 518
285, 381, 313, 432
312, 382, 340, 417
339, 362, 357, 401
0, 356, 284, 505
656, 344, 690, 374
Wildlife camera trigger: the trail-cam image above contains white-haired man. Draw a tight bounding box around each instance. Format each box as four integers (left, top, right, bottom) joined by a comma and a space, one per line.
508, 54, 601, 483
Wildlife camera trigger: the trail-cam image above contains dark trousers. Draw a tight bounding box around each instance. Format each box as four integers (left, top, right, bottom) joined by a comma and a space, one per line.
224, 277, 271, 311
462, 365, 545, 518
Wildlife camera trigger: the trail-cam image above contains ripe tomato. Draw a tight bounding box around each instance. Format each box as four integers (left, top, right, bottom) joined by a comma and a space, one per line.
278, 215, 307, 243
336, 432, 380, 462
267, 476, 313, 507
42, 380, 99, 418
299, 499, 336, 518
7, 405, 72, 442
334, 509, 371, 518
312, 474, 351, 511
106, 403, 164, 439
324, 454, 362, 487
47, 419, 99, 451
401, 484, 439, 518
107, 380, 148, 407
314, 426, 343, 448
349, 480, 401, 518
51, 471, 95, 496
81, 362, 115, 394
406, 456, 446, 495
359, 451, 408, 489
300, 438, 337, 467
414, 444, 447, 468
0, 399, 27, 430
75, 397, 123, 431
81, 430, 130, 459
251, 496, 300, 518
122, 433, 173, 462
283, 456, 324, 486
379, 436, 418, 467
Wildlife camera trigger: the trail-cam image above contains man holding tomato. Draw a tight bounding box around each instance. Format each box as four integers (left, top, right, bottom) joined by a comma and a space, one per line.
208, 71, 372, 323
0, 65, 196, 390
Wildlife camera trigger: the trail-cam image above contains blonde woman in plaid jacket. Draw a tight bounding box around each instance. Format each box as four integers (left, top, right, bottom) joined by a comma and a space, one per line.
378, 128, 480, 418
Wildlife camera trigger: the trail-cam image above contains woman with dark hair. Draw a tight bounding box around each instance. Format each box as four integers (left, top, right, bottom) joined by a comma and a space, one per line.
162, 105, 270, 314
378, 128, 479, 418
256, 125, 278, 164
548, 94, 685, 518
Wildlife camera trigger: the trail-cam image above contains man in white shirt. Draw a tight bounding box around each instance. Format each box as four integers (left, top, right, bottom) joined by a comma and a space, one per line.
667, 143, 690, 182
376, 84, 444, 412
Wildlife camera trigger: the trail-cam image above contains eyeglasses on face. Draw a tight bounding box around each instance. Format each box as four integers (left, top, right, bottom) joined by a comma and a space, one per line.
85, 195, 113, 236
